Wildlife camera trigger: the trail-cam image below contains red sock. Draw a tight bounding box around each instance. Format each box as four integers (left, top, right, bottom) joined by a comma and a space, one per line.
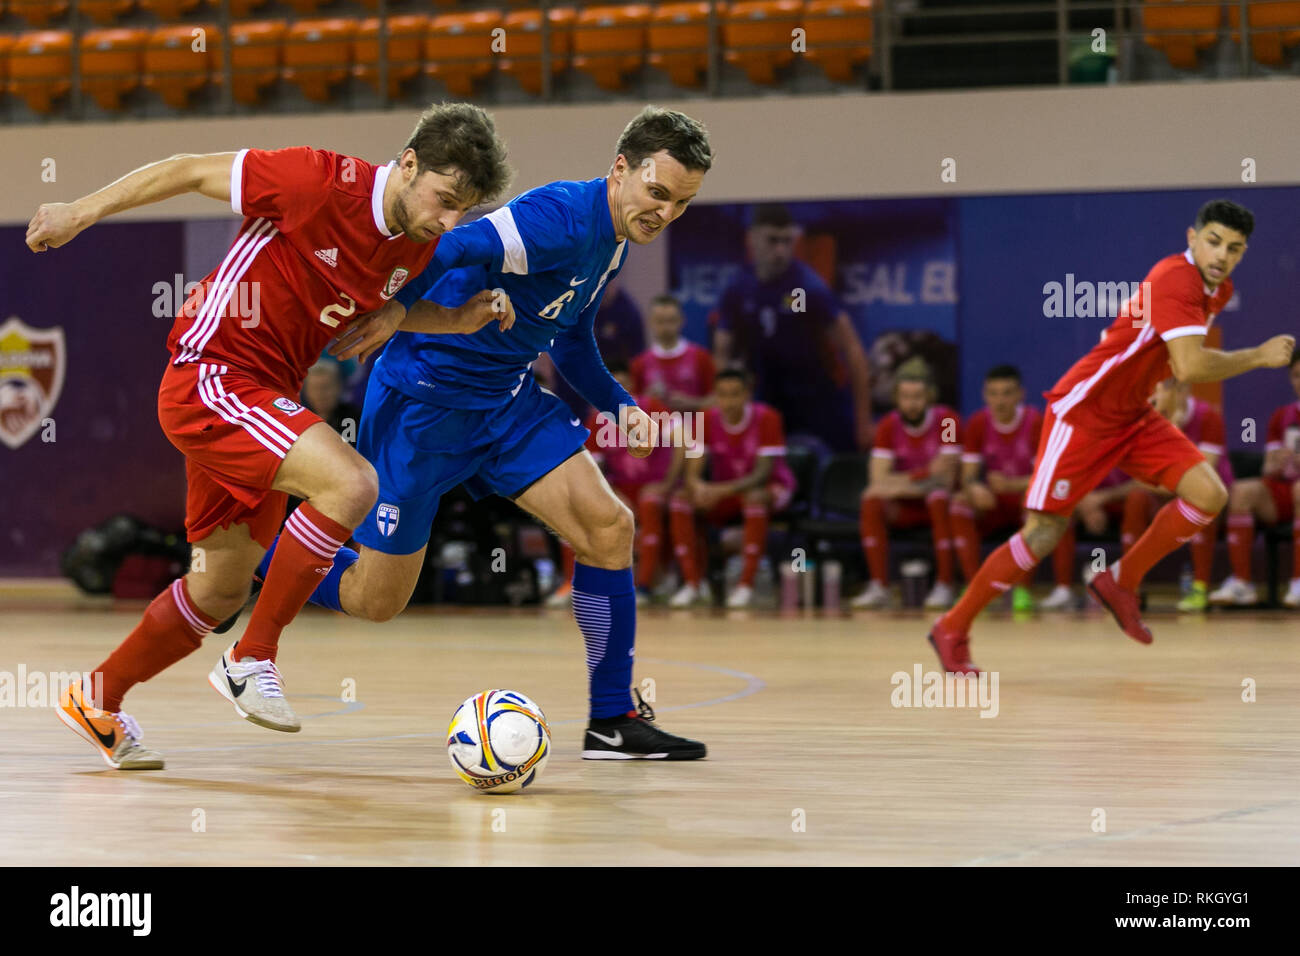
636, 494, 664, 589
1121, 489, 1148, 551
1116, 498, 1216, 591
1226, 513, 1254, 580
740, 504, 769, 587
859, 496, 889, 584
950, 500, 981, 582
926, 491, 954, 585
670, 497, 699, 585
1191, 523, 1216, 585
234, 504, 349, 662
941, 532, 1038, 634
94, 577, 218, 712
1053, 521, 1076, 586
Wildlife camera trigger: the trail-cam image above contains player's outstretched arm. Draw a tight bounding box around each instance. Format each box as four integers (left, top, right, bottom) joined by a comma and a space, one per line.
26, 152, 237, 252
1167, 333, 1295, 384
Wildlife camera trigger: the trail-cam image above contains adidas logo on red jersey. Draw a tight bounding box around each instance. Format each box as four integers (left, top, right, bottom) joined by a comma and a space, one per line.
314, 247, 338, 268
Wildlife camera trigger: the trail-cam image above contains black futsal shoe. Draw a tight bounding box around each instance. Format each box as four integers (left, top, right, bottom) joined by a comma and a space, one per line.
581, 689, 707, 760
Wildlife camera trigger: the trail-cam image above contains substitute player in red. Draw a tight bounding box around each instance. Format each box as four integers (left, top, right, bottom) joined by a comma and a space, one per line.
631, 294, 715, 412
929, 200, 1294, 673
28, 103, 511, 769
669, 368, 796, 608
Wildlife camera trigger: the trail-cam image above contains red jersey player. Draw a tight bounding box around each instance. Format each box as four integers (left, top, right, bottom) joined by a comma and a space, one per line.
931, 199, 1294, 674
1211, 354, 1300, 608
27, 104, 512, 769
854, 358, 962, 610
630, 294, 715, 412
669, 368, 796, 608
546, 364, 683, 607
950, 365, 1078, 612
1122, 378, 1232, 611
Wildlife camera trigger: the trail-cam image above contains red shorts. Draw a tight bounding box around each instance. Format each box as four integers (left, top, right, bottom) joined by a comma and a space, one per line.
157, 361, 321, 547
1025, 406, 1202, 516
705, 482, 794, 525
1265, 476, 1296, 523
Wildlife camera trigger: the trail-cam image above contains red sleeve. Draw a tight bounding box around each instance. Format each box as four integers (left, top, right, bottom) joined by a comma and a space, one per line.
758, 406, 786, 453
963, 411, 985, 457
1267, 407, 1286, 450
584, 410, 604, 457
1147, 265, 1209, 342
697, 348, 716, 395
873, 415, 895, 454
1201, 408, 1225, 450
629, 352, 648, 394
231, 147, 333, 232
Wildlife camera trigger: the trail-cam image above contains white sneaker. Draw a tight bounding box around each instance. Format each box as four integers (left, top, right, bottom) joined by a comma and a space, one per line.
1283, 579, 1300, 609
545, 582, 572, 608
725, 584, 754, 609
1040, 584, 1074, 611
851, 580, 890, 609
923, 581, 955, 610
209, 641, 301, 733
1208, 576, 1258, 606
669, 583, 701, 608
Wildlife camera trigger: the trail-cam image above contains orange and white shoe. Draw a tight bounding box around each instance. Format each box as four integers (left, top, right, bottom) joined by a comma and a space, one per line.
57, 679, 164, 770
545, 582, 573, 608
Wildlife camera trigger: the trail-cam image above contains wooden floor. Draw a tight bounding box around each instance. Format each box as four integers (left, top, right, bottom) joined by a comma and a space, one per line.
2, 589, 1298, 865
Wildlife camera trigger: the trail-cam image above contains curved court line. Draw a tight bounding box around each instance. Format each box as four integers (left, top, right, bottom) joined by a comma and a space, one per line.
956, 798, 1300, 866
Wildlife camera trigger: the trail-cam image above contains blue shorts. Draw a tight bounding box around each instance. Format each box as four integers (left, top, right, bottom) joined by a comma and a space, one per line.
353, 374, 589, 555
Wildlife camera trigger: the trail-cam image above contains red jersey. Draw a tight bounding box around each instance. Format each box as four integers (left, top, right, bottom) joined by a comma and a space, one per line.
1266, 400, 1300, 483
873, 405, 962, 477
167, 147, 437, 393
1177, 396, 1233, 486
630, 340, 715, 403
585, 395, 673, 486
1045, 251, 1234, 427
961, 404, 1043, 478
695, 402, 796, 491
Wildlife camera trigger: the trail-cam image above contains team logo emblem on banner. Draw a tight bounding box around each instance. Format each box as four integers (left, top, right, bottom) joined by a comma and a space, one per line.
380, 267, 410, 301
0, 317, 65, 450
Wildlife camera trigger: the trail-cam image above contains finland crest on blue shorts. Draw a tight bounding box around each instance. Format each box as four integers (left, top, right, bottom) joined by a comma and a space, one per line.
376, 503, 400, 537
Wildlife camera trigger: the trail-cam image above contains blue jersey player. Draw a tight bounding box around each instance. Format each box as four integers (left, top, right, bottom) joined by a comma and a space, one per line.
242, 107, 712, 760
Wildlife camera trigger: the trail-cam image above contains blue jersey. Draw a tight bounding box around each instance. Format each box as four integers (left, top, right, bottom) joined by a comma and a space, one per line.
375, 178, 635, 417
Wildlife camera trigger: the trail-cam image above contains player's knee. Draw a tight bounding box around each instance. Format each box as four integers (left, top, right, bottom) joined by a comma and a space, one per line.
186, 574, 249, 620
1201, 475, 1229, 514
350, 587, 407, 623
585, 498, 635, 562
335, 459, 379, 519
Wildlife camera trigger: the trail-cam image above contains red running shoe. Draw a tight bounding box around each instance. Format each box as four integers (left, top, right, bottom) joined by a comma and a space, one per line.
928, 617, 979, 675
1088, 569, 1154, 644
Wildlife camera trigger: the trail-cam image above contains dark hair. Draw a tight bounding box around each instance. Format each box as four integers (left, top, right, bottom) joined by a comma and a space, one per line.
751, 204, 794, 230
1195, 199, 1254, 239
404, 102, 511, 206
615, 106, 713, 175
984, 364, 1022, 385
715, 366, 751, 389
651, 293, 683, 311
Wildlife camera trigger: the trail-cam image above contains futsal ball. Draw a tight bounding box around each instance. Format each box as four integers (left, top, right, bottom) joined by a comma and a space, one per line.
446, 690, 551, 793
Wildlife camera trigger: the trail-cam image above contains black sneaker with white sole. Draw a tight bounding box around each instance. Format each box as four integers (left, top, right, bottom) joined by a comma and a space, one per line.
213, 575, 263, 636
581, 689, 706, 760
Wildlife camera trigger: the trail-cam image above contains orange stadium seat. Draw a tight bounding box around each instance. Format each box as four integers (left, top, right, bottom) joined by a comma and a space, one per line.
6, 30, 72, 113
424, 11, 502, 97
80, 0, 135, 26
803, 0, 872, 82
139, 0, 204, 21
227, 20, 285, 105
571, 4, 650, 91
499, 6, 575, 95
647, 2, 711, 88
353, 14, 428, 98
144, 23, 217, 109
80, 27, 146, 111
282, 18, 356, 102
724, 0, 804, 84
1228, 2, 1300, 66
9, 0, 69, 28
1141, 0, 1220, 70
229, 0, 270, 19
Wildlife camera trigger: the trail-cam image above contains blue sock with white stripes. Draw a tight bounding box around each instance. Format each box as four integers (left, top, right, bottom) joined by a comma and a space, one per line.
571, 563, 636, 720
256, 535, 357, 614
